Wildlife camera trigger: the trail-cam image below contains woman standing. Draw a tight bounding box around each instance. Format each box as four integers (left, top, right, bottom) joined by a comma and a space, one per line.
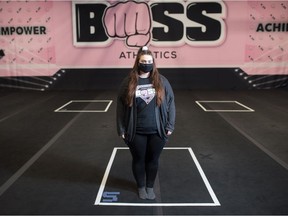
116, 46, 176, 200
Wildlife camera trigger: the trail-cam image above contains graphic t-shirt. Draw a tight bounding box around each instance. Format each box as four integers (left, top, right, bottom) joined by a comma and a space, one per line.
135, 78, 157, 134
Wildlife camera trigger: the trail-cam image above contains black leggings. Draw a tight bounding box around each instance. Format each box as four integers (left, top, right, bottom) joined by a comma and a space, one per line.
128, 133, 166, 188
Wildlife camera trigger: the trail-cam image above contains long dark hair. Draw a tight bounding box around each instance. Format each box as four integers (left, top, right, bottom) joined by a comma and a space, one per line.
126, 47, 164, 107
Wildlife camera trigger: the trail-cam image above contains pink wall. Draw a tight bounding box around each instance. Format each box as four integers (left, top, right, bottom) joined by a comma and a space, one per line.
0, 0, 287, 76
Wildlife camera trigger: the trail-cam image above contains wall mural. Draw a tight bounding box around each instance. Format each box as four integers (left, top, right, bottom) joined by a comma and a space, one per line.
0, 0, 287, 90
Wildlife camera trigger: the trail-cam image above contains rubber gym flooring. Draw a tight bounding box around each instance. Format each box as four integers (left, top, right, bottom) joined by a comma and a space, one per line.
0, 90, 288, 215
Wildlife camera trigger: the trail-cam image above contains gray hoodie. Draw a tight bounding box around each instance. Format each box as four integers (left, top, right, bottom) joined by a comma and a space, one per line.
116, 74, 176, 142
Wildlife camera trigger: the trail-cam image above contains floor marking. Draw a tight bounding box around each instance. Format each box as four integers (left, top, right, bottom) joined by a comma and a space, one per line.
195, 100, 255, 112
153, 174, 163, 214
187, 148, 220, 206
0, 111, 82, 197
94, 147, 221, 207
54, 101, 73, 112
54, 100, 113, 113
95, 148, 118, 205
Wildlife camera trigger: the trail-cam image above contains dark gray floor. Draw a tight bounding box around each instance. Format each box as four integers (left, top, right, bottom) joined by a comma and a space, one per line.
0, 90, 288, 215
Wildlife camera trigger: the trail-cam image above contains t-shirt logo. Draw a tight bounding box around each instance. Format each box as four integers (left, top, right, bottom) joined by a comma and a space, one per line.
136, 84, 156, 104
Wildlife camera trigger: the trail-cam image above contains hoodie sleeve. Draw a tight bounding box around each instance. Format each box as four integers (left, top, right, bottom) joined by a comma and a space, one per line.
116, 77, 129, 136
162, 76, 176, 132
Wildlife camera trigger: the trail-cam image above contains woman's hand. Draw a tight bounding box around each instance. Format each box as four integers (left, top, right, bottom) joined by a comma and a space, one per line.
167, 131, 172, 136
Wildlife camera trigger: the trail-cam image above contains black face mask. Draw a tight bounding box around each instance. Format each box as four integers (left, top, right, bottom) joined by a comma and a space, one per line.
139, 63, 153, 73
